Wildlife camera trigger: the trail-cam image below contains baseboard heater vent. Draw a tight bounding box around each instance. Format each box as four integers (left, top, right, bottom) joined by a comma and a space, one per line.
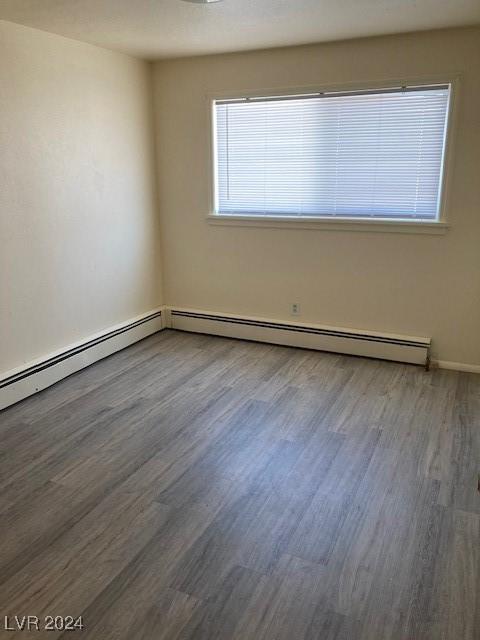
170, 309, 430, 368
0, 309, 164, 411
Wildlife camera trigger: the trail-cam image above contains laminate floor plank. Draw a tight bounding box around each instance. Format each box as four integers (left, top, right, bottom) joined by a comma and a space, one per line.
0, 330, 478, 639
0, 490, 170, 629
0, 330, 187, 433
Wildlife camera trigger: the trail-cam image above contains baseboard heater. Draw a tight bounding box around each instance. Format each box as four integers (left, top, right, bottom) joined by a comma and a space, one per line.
1, 306, 431, 412
0, 309, 164, 411
170, 309, 431, 368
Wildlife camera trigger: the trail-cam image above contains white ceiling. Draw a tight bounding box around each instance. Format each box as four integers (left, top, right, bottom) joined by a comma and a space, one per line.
0, 0, 479, 60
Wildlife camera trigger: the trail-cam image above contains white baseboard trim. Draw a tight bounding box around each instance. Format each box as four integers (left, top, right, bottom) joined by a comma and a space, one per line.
433, 359, 480, 374
169, 307, 431, 368
0, 308, 165, 411
3, 305, 476, 412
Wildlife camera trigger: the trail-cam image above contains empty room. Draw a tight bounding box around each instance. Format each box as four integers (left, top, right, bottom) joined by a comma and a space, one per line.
0, 1, 479, 638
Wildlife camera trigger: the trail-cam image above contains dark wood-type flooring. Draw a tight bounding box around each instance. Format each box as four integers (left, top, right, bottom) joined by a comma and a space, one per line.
0, 330, 479, 639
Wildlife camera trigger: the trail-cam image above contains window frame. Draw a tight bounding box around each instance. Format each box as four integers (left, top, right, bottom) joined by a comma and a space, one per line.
206, 75, 459, 234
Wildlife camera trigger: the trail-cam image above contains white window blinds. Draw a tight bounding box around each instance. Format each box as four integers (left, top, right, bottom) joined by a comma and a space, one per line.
214, 85, 450, 220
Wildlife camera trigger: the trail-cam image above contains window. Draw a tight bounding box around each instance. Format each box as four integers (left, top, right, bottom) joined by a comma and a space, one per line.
213, 84, 451, 222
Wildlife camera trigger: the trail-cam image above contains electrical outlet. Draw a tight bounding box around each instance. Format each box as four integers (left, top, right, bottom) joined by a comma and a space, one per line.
291, 303, 300, 316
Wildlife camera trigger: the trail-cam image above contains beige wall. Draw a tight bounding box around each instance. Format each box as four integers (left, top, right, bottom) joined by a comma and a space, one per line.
0, 20, 162, 374
153, 27, 480, 366
1, 22, 478, 373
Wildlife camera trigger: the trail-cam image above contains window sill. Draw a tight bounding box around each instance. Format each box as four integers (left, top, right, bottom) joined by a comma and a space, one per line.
206, 214, 449, 235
